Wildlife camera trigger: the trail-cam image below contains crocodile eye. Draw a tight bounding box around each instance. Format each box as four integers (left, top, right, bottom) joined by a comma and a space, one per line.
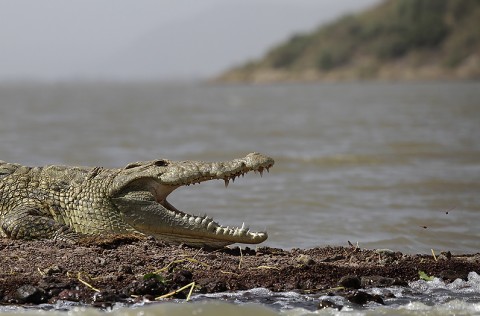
153, 159, 168, 167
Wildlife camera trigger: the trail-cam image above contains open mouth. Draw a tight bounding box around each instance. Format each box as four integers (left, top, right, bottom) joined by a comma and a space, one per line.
151, 165, 272, 245
114, 155, 273, 247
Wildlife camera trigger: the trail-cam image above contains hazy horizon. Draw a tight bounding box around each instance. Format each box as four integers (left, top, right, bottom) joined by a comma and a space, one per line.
0, 0, 381, 81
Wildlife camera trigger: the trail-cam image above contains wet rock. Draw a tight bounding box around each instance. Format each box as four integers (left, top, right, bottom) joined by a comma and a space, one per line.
346, 291, 384, 305
318, 299, 342, 310
15, 285, 48, 304
361, 275, 407, 287
338, 275, 361, 289
384, 291, 396, 298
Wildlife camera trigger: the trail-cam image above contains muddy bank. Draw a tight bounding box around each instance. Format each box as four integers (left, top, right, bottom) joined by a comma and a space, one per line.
0, 236, 478, 309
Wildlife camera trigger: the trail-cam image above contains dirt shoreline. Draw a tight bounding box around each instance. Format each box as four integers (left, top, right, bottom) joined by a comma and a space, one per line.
1, 236, 478, 309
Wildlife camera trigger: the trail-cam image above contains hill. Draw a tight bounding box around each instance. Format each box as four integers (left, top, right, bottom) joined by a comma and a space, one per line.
217, 0, 480, 83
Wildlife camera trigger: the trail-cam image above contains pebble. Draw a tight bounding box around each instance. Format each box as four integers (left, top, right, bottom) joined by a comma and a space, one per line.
346, 291, 384, 305
296, 254, 315, 265
15, 285, 47, 304
318, 299, 342, 310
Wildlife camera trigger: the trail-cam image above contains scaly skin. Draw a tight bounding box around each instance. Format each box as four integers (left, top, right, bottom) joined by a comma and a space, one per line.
0, 153, 274, 248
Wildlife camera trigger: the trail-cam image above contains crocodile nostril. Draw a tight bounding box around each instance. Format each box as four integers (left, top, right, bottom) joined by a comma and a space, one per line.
153, 159, 168, 167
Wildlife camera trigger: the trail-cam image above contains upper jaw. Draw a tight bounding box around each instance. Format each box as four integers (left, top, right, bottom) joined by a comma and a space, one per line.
157, 152, 274, 187
112, 153, 274, 192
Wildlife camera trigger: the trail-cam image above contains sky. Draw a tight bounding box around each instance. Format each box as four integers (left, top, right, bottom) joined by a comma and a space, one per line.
0, 0, 381, 81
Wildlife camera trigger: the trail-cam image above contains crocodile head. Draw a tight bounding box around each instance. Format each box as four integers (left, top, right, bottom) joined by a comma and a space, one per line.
110, 153, 274, 248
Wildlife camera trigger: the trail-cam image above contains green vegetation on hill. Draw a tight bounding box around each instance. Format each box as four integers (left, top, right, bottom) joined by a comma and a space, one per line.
219, 0, 480, 83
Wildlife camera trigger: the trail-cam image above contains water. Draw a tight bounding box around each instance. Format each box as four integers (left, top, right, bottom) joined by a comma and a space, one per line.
0, 81, 479, 314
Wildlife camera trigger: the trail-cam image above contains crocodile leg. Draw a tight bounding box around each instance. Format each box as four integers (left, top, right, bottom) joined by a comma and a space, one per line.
1, 207, 80, 242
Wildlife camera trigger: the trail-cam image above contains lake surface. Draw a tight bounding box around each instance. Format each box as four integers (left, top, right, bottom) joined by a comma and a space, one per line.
0, 81, 479, 314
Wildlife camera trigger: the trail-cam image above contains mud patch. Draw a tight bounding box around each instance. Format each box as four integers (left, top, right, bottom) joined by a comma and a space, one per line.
0, 236, 478, 308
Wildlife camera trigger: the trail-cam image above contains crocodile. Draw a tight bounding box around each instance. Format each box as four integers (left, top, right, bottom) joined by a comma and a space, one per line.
0, 153, 274, 248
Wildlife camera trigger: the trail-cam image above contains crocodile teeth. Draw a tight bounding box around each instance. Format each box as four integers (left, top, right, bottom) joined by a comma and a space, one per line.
233, 225, 249, 237
215, 164, 273, 189
207, 221, 217, 232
